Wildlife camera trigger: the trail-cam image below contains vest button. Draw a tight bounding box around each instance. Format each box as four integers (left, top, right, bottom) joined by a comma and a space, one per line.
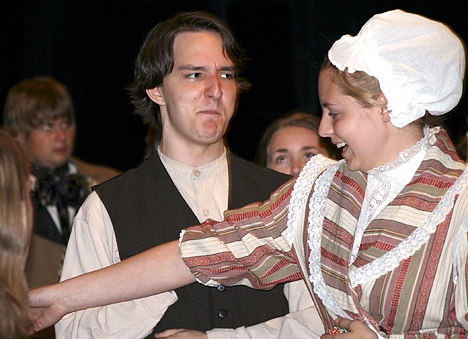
218, 309, 228, 318
217, 285, 226, 292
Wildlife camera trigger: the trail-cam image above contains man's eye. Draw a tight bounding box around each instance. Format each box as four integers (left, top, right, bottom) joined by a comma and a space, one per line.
60, 121, 70, 129
187, 73, 202, 79
221, 73, 234, 80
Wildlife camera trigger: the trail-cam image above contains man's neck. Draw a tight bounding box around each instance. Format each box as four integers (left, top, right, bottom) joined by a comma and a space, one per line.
159, 140, 225, 167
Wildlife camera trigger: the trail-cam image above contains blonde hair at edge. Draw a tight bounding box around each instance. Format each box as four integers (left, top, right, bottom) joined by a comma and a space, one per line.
0, 130, 32, 338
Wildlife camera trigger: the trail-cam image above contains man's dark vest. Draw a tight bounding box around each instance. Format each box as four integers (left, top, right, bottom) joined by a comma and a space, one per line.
95, 153, 291, 336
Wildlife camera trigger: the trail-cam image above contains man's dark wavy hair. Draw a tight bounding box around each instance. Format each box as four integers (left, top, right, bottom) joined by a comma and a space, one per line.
127, 11, 250, 125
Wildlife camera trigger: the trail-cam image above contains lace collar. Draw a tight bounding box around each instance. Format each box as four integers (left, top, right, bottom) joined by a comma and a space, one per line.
367, 125, 431, 175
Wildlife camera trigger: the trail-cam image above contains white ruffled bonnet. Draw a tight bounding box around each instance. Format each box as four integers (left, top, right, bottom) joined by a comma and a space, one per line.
328, 9, 466, 128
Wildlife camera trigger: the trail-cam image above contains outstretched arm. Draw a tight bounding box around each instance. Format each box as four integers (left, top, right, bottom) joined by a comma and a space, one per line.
29, 240, 195, 333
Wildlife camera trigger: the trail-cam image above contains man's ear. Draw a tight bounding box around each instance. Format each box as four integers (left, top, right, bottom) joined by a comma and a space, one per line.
146, 87, 165, 105
16, 131, 27, 144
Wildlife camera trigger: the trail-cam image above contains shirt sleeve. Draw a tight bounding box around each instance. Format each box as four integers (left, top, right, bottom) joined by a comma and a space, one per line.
205, 280, 324, 338
55, 192, 178, 339
206, 306, 323, 339
180, 179, 302, 289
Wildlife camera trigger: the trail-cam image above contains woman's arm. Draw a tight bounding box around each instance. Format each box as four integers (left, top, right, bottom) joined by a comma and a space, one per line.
28, 240, 195, 333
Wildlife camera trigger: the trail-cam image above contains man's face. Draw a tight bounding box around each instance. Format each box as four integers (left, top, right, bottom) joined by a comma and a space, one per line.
149, 31, 238, 150
26, 116, 75, 169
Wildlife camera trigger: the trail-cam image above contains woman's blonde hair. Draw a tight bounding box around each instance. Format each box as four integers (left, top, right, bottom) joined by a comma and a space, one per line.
0, 129, 32, 338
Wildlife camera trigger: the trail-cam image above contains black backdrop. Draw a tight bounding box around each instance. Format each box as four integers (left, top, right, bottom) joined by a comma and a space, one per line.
1, 0, 467, 171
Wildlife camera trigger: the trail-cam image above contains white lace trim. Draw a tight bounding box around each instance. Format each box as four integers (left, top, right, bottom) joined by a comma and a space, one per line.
286, 155, 349, 317
307, 161, 351, 318
349, 167, 468, 286
350, 174, 391, 264
286, 154, 338, 245
368, 126, 432, 174
351, 144, 429, 264
350, 127, 432, 264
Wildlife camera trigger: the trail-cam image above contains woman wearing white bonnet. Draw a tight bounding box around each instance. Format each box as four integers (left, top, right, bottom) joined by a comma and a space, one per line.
28, 9, 468, 339
328, 9, 465, 129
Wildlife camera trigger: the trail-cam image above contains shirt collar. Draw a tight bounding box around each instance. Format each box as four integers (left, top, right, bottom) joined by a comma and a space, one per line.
158, 147, 228, 180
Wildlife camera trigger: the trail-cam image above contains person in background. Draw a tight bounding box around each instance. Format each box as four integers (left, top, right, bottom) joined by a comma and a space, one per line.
54, 11, 321, 339
3, 76, 120, 288
455, 132, 467, 161
256, 111, 341, 175
0, 130, 33, 338
3, 76, 120, 338
455, 116, 468, 162
28, 9, 468, 338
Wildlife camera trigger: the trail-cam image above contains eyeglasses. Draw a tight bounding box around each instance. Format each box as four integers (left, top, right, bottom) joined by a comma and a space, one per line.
36, 118, 74, 133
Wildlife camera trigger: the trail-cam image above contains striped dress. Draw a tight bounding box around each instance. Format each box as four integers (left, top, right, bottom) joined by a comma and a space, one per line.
180, 127, 468, 338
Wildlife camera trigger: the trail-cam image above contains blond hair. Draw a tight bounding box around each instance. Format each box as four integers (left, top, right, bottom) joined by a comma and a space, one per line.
0, 130, 32, 338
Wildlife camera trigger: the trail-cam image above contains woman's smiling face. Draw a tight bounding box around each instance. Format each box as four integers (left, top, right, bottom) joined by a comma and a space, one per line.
317, 69, 394, 172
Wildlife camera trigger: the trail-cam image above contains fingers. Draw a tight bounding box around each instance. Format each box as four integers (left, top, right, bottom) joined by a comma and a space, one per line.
155, 329, 208, 339
155, 329, 185, 338
320, 318, 378, 339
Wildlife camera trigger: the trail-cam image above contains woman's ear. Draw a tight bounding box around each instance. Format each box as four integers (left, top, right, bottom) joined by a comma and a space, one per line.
146, 87, 165, 106
377, 93, 391, 123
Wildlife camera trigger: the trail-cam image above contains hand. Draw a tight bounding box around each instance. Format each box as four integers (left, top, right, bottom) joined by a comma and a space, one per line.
155, 329, 208, 339
321, 318, 378, 339
28, 285, 68, 334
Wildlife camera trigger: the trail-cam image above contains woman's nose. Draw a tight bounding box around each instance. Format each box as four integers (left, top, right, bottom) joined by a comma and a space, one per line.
318, 116, 332, 138
290, 159, 305, 176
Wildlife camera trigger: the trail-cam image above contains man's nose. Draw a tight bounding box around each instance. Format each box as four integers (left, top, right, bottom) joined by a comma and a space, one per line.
205, 75, 222, 100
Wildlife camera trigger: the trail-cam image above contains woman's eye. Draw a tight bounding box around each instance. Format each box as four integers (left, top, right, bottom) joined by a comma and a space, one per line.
304, 152, 316, 160
275, 156, 287, 164
328, 112, 338, 119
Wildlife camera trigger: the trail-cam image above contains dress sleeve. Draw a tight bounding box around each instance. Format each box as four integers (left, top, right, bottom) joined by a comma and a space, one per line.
180, 178, 303, 289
